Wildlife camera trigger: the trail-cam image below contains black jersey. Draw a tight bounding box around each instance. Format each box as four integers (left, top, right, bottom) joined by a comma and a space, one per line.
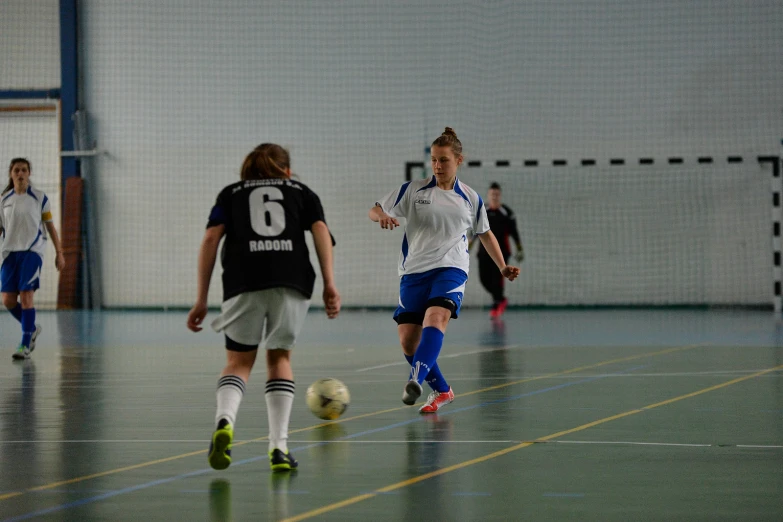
206, 178, 332, 301
478, 204, 520, 259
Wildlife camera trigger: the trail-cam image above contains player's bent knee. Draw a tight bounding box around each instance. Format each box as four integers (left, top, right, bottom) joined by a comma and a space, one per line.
396, 323, 421, 355
400, 338, 418, 356
402, 338, 418, 354
19, 292, 34, 308
223, 348, 257, 380
2, 293, 17, 309
422, 309, 452, 332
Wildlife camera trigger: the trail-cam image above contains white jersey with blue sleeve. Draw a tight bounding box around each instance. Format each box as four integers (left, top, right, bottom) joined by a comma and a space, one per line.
0, 186, 52, 262
376, 176, 490, 276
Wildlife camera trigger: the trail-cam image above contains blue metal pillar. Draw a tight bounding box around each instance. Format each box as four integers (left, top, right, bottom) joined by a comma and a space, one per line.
60, 0, 79, 182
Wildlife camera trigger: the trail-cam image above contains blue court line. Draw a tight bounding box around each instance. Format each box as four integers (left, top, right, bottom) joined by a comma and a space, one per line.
2, 365, 647, 522
3, 468, 213, 522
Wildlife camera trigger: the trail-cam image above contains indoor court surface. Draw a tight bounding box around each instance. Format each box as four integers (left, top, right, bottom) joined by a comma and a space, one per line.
1, 308, 781, 521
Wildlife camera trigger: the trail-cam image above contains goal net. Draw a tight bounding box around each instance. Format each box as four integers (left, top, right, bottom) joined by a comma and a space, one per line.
401, 159, 773, 308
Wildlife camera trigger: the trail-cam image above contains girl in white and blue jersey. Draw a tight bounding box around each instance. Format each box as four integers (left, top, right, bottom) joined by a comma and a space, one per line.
1, 158, 65, 360
370, 128, 520, 413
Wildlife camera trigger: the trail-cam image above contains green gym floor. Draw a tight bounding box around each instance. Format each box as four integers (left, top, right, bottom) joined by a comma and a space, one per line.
1, 309, 781, 521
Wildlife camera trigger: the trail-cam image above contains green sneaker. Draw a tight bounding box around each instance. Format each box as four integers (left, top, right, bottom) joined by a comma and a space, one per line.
12, 344, 30, 360
269, 448, 298, 472
208, 419, 233, 471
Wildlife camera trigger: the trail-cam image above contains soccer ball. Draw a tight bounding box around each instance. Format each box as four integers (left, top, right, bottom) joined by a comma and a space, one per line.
305, 378, 350, 420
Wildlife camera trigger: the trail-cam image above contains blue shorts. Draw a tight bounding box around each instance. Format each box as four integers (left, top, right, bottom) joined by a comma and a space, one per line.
1, 251, 43, 293
393, 267, 468, 325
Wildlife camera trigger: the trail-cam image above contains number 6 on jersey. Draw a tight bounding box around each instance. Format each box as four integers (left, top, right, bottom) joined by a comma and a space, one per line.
249, 187, 285, 237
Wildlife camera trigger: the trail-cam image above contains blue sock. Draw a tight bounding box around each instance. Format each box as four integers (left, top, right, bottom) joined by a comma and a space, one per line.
21, 308, 35, 348
425, 364, 450, 393
405, 353, 449, 392
8, 303, 22, 323
409, 327, 445, 385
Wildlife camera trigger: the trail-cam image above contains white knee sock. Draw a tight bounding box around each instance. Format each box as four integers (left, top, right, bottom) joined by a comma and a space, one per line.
215, 375, 246, 428
265, 379, 295, 453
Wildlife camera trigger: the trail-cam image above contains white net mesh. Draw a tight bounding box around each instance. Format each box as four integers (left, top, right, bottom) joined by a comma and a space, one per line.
450, 161, 772, 307
0, 105, 62, 309
3, 0, 781, 308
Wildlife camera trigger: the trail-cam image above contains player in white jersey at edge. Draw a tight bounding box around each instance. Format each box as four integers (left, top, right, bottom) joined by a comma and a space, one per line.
1, 158, 65, 360
370, 128, 520, 413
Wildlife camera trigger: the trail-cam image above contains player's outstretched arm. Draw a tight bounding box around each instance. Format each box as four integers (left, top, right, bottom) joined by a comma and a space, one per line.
312, 220, 341, 319
369, 204, 399, 230
187, 225, 225, 332
44, 221, 65, 271
478, 230, 520, 281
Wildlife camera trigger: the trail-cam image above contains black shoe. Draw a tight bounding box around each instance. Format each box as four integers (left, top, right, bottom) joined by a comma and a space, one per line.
269, 448, 298, 472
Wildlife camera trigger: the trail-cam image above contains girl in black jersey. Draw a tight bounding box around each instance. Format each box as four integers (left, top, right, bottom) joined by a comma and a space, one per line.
187, 143, 340, 472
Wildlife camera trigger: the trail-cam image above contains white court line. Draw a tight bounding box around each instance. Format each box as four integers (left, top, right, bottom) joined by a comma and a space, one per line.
43, 370, 782, 383
301, 440, 783, 449
357, 368, 779, 378
593, 370, 783, 377
553, 440, 710, 447
3, 439, 781, 448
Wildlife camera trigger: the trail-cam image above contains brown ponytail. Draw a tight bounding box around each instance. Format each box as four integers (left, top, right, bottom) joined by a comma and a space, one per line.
240, 144, 291, 181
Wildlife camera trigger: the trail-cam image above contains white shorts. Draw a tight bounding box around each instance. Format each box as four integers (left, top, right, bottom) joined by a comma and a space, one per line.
211, 287, 311, 350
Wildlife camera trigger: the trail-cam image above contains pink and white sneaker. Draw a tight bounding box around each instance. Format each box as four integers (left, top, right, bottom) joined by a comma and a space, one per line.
419, 387, 455, 413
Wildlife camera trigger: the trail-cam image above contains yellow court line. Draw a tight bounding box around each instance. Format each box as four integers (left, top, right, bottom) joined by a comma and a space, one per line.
0, 344, 700, 503
280, 364, 783, 522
